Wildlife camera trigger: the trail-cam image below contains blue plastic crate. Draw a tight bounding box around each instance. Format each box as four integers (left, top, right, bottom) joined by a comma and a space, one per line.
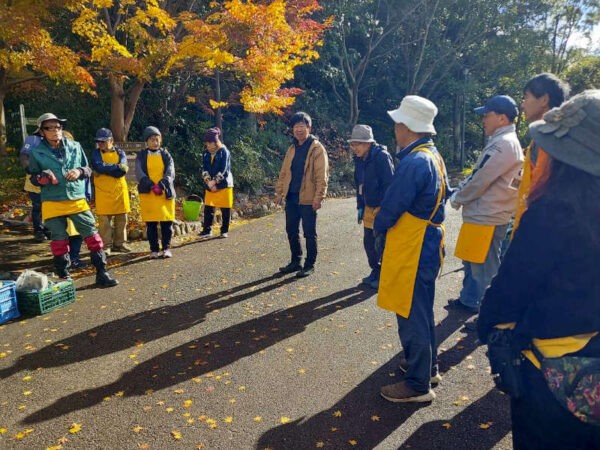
0, 281, 20, 325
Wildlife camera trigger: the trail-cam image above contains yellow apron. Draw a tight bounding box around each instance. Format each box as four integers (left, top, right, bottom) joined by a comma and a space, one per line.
139, 153, 175, 222
454, 222, 495, 263
94, 151, 130, 215
377, 144, 446, 318
205, 187, 233, 208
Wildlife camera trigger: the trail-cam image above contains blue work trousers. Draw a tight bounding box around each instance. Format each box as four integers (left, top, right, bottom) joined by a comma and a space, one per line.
396, 265, 439, 393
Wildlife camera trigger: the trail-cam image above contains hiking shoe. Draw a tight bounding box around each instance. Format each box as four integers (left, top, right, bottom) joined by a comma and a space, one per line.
198, 231, 213, 240
279, 261, 302, 274
150, 251, 160, 259
162, 249, 173, 258
113, 244, 133, 253
219, 232, 228, 239
380, 381, 436, 403
446, 298, 479, 314
70, 259, 88, 269
398, 359, 442, 385
96, 271, 118, 287
296, 265, 314, 278
34, 232, 47, 242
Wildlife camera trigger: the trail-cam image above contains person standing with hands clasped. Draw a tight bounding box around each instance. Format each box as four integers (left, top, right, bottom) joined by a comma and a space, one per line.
275, 112, 329, 278
136, 126, 176, 259
199, 127, 234, 239
28, 113, 118, 287
448, 95, 523, 314
374, 96, 449, 403
350, 124, 394, 289
90, 128, 131, 255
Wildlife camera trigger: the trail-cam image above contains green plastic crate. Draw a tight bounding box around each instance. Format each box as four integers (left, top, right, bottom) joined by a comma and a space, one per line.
17, 280, 76, 315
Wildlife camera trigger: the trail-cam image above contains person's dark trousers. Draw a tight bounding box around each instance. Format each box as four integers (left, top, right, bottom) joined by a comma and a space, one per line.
28, 192, 45, 235
146, 221, 173, 252
396, 265, 439, 393
511, 359, 600, 449
285, 193, 317, 267
203, 206, 231, 234
363, 227, 380, 277
69, 235, 83, 261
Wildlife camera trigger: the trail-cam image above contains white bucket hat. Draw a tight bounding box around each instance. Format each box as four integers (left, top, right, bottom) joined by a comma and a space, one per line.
387, 95, 438, 135
348, 124, 375, 143
35, 113, 66, 133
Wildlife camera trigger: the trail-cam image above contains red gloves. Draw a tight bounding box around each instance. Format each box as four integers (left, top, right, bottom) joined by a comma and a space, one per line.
151, 184, 163, 195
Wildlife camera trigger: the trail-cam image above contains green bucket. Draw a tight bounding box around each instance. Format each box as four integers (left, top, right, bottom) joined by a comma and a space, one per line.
183, 196, 202, 221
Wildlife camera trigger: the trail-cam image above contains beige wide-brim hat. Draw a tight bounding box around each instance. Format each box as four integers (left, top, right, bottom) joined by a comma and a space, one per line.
387, 95, 438, 135
348, 124, 375, 143
35, 113, 67, 133
529, 89, 600, 177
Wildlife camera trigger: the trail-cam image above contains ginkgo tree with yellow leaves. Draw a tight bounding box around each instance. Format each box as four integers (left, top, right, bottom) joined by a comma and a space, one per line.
68, 0, 328, 142
68, 0, 180, 142
0, 0, 95, 155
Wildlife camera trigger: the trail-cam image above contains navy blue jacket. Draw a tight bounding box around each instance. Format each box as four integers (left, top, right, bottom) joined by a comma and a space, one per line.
202, 145, 234, 189
135, 148, 176, 199
374, 137, 450, 267
353, 143, 394, 209
90, 147, 128, 178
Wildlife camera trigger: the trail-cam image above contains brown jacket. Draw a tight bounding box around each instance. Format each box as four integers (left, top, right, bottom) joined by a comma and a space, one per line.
275, 138, 329, 205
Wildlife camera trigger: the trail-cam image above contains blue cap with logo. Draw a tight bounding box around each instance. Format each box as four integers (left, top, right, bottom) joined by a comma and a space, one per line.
474, 95, 519, 121
95, 128, 113, 142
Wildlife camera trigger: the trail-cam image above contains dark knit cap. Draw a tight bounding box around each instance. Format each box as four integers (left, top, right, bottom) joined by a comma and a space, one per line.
204, 127, 221, 143
143, 126, 161, 141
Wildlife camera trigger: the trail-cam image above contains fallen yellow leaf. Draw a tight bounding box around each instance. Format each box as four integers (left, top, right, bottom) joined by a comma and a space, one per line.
333, 410, 342, 417
316, 442, 325, 448
183, 399, 193, 408
0, 428, 7, 434
442, 422, 452, 429
171, 430, 182, 440
349, 439, 358, 446
253, 416, 262, 422
224, 416, 233, 423
133, 425, 143, 433
69, 423, 82, 434
479, 422, 493, 429
23, 376, 32, 381
371, 415, 380, 421
46, 445, 62, 450
280, 416, 291, 424
23, 391, 32, 396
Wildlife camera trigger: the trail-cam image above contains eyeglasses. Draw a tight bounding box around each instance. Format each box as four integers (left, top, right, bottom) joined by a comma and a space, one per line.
43, 126, 62, 131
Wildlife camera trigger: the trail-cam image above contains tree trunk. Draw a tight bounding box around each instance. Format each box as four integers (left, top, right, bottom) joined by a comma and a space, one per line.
0, 71, 7, 155
349, 83, 359, 127
215, 70, 223, 131
108, 74, 145, 142
453, 93, 461, 165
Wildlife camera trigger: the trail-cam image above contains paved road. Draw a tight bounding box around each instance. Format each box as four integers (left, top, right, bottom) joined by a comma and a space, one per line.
0, 198, 511, 449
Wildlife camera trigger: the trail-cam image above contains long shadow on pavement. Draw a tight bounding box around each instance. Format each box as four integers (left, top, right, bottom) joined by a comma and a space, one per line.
21, 286, 374, 424
0, 272, 295, 378
400, 389, 510, 449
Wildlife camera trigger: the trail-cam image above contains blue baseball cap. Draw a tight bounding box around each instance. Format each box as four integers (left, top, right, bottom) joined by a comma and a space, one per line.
95, 128, 113, 141
474, 95, 519, 121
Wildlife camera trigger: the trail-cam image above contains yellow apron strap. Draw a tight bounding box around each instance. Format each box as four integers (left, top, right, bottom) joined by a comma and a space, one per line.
411, 145, 446, 275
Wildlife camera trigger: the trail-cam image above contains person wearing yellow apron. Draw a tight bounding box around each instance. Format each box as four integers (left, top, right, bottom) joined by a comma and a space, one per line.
199, 128, 234, 239
448, 95, 523, 314
90, 128, 131, 255
511, 73, 570, 237
349, 124, 394, 289
374, 96, 449, 403
27, 113, 118, 287
478, 90, 600, 449
135, 126, 176, 259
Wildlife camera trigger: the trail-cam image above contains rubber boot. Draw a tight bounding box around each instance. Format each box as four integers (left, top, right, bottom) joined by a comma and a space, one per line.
90, 250, 118, 287
53, 254, 71, 279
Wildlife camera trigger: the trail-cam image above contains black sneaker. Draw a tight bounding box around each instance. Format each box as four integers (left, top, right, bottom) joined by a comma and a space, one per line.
96, 271, 118, 287
279, 261, 302, 274
296, 265, 314, 278
446, 298, 479, 314
34, 232, 47, 242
